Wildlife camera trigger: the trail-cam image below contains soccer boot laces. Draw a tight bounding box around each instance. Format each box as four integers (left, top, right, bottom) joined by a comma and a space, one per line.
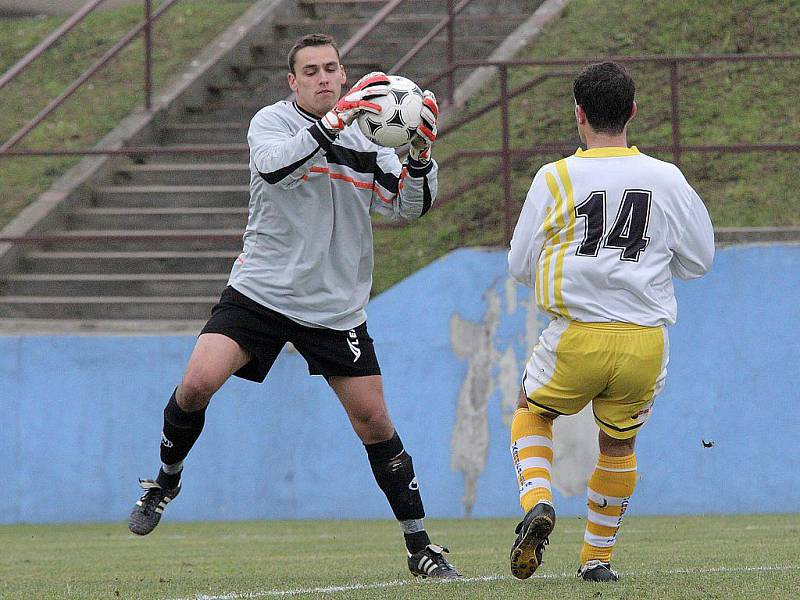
408, 543, 462, 579
577, 559, 619, 582
128, 478, 181, 535
510, 500, 556, 579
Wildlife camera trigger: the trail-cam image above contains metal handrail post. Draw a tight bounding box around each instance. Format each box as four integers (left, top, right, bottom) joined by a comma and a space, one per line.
144, 0, 153, 110
339, 0, 406, 58
446, 0, 456, 105
670, 60, 681, 167
0, 0, 108, 93
389, 0, 475, 76
500, 65, 512, 246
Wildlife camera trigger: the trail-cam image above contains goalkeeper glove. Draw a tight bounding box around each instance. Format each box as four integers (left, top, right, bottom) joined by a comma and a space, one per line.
409, 90, 439, 163
320, 71, 391, 134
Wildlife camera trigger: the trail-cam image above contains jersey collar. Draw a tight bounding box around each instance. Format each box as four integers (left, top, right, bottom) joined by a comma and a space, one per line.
575, 146, 640, 158
293, 102, 318, 123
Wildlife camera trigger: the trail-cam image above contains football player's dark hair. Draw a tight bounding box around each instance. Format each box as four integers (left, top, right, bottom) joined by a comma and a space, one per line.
287, 33, 340, 74
573, 61, 635, 135
365, 431, 426, 521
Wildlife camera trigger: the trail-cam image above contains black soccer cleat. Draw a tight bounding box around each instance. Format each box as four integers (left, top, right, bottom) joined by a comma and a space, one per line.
408, 544, 462, 579
510, 501, 556, 579
128, 478, 181, 535
577, 560, 619, 582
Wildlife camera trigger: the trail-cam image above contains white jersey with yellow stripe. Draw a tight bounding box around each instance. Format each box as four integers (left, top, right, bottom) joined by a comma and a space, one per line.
508, 146, 714, 326
228, 100, 437, 330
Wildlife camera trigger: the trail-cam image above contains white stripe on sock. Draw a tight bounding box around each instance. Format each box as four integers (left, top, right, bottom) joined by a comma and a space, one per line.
587, 509, 621, 528
518, 456, 552, 472
587, 487, 627, 507
583, 531, 616, 547
512, 435, 553, 451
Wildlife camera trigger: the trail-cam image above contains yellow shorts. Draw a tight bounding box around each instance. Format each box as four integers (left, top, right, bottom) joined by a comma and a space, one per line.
522, 317, 669, 439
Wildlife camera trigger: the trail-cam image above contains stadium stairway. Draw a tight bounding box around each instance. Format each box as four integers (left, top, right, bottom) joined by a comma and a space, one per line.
0, 0, 544, 326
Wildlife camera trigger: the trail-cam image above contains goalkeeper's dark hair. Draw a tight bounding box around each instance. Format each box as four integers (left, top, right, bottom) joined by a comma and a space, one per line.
287, 33, 340, 74
573, 62, 635, 135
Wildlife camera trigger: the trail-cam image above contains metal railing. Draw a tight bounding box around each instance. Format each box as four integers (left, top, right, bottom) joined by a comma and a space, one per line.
0, 0, 477, 160
0, 0, 180, 153
419, 54, 800, 243
1, 2, 798, 247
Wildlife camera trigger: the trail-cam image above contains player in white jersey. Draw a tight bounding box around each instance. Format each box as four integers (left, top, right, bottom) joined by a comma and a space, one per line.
506, 62, 714, 582
128, 33, 460, 579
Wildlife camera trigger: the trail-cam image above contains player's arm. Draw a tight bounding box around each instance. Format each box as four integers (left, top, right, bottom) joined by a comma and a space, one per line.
370, 91, 439, 221
251, 73, 390, 189
249, 108, 334, 189
508, 169, 549, 287
669, 181, 715, 280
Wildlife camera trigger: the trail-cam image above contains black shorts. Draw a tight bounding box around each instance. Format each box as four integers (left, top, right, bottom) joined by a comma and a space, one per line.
200, 286, 381, 382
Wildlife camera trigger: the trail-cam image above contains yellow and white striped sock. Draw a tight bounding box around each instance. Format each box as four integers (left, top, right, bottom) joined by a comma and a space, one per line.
510, 408, 553, 512
580, 452, 637, 565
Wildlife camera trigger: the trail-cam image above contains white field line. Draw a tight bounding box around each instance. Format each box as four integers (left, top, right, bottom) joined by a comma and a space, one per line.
168, 565, 800, 600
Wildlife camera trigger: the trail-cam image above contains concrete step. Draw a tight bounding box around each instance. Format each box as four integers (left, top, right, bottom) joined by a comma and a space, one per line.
232, 57, 383, 83
92, 185, 250, 208
69, 207, 249, 230
0, 296, 218, 320
0, 318, 206, 334
113, 163, 250, 186
160, 122, 249, 145
23, 250, 237, 274
132, 145, 249, 163
271, 13, 530, 41
0, 273, 228, 297
42, 230, 243, 251
183, 102, 263, 123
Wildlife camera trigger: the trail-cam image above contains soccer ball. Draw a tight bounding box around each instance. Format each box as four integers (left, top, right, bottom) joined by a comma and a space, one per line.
357, 75, 424, 148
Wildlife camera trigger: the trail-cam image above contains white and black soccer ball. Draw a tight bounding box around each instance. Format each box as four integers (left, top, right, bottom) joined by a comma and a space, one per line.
357, 75, 423, 148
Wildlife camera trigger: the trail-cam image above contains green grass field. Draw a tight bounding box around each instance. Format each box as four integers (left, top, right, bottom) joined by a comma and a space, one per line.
2, 514, 798, 599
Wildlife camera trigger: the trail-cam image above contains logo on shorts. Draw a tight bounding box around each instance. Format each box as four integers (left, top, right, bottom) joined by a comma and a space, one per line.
408, 477, 419, 491
160, 432, 173, 448
347, 329, 361, 362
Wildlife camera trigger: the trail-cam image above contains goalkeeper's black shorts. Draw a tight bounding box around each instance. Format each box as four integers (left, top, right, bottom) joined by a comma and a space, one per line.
200, 286, 381, 382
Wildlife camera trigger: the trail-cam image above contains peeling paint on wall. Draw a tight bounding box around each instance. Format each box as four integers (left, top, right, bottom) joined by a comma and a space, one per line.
450, 276, 598, 516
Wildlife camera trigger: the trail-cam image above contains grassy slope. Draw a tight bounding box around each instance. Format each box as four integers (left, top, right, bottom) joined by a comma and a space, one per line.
1, 514, 799, 599
371, 0, 800, 294
0, 0, 254, 228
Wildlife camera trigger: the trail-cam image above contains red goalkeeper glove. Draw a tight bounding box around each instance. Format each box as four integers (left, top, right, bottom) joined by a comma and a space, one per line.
409, 90, 439, 163
320, 71, 391, 133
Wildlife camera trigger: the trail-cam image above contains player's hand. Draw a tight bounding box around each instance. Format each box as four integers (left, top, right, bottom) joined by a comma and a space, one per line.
409, 90, 438, 163
320, 72, 391, 133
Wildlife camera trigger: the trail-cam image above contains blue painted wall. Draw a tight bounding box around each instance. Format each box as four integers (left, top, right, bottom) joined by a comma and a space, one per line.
1, 245, 798, 524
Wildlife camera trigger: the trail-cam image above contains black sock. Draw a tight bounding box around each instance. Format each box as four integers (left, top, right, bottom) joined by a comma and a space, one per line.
159, 389, 206, 479
365, 432, 426, 530
155, 467, 181, 490
404, 530, 431, 554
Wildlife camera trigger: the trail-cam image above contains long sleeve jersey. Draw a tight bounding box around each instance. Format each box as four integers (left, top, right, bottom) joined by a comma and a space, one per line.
228, 100, 437, 330
508, 146, 714, 326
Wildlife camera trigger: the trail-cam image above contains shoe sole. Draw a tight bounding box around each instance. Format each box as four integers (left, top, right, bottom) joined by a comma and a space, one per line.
580, 568, 619, 582
128, 512, 160, 536
509, 513, 555, 579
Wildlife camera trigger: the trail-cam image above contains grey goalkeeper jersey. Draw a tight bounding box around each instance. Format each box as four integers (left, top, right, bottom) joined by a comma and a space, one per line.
228, 100, 438, 330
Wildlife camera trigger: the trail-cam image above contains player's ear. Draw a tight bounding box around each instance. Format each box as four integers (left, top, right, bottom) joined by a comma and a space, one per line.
339, 63, 347, 85
287, 71, 298, 93
575, 103, 586, 124
628, 101, 638, 123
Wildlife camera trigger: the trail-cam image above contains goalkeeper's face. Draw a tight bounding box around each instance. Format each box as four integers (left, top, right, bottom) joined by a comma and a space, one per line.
288, 45, 347, 117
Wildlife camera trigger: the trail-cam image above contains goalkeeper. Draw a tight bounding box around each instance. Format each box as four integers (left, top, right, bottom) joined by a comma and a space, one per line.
127, 33, 459, 580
